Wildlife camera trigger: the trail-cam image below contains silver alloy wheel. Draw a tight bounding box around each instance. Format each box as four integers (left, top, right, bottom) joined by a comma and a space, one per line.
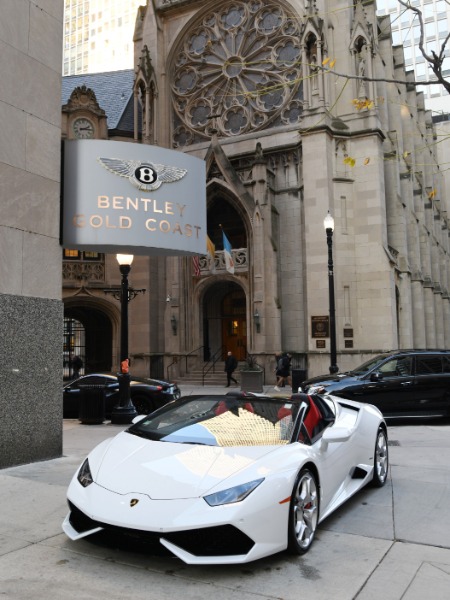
374, 429, 388, 485
292, 470, 319, 550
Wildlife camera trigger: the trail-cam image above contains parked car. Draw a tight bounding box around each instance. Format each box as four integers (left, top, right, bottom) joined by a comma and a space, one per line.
62, 392, 388, 564
63, 373, 181, 418
300, 350, 450, 418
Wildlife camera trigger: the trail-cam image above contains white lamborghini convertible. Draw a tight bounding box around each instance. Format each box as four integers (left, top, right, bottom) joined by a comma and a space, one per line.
63, 392, 389, 565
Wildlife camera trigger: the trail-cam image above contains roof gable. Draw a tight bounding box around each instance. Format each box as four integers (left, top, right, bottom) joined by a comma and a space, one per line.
61, 70, 135, 131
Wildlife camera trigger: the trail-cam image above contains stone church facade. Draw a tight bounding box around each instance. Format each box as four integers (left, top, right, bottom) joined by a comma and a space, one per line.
62, 0, 450, 386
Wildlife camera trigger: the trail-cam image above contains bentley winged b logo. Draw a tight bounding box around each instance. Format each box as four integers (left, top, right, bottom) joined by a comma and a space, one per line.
97, 157, 188, 192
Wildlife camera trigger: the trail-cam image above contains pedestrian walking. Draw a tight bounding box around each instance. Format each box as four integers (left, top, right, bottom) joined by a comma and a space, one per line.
224, 351, 238, 387
71, 355, 83, 378
274, 352, 290, 391
284, 352, 292, 388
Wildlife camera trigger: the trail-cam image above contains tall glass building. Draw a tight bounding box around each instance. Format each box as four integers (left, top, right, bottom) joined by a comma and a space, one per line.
63, 0, 141, 75
377, 0, 450, 114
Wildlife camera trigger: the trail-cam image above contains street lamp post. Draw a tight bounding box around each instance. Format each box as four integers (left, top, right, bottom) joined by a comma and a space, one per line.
111, 254, 138, 424
324, 212, 339, 374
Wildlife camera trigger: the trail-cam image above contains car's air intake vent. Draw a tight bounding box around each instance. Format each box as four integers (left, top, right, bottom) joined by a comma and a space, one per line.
68, 502, 254, 557
164, 525, 254, 556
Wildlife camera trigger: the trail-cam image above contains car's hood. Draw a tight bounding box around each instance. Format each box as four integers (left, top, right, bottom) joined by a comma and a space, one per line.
92, 431, 279, 499
303, 372, 357, 388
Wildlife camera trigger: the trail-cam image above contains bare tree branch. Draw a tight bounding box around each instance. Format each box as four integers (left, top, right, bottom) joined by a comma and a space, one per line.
397, 0, 450, 94
311, 2, 449, 96
317, 65, 441, 88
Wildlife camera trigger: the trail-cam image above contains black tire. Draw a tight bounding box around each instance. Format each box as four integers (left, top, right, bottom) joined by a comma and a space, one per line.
132, 395, 155, 415
371, 427, 389, 487
287, 468, 319, 555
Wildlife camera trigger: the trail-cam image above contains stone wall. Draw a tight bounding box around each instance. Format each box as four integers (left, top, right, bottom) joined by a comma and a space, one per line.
0, 1, 64, 468
0, 295, 63, 468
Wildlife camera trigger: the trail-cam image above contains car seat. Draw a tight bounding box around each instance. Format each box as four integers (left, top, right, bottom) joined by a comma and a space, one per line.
303, 395, 323, 439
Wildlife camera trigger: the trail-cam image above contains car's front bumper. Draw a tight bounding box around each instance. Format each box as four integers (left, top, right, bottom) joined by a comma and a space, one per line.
63, 479, 290, 564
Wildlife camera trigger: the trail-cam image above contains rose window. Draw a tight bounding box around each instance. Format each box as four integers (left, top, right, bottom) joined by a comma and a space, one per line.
172, 1, 303, 147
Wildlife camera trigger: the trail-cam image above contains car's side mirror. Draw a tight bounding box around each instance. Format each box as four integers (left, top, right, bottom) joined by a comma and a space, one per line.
322, 426, 353, 444
370, 371, 383, 382
320, 425, 354, 450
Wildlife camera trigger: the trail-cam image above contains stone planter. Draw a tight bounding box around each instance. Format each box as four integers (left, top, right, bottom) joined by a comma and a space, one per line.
240, 369, 264, 393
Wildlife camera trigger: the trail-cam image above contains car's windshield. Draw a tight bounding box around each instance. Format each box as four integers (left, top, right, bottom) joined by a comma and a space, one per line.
348, 354, 390, 376
128, 396, 303, 447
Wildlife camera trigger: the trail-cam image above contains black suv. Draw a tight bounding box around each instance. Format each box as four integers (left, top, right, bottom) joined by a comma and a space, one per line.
300, 350, 450, 418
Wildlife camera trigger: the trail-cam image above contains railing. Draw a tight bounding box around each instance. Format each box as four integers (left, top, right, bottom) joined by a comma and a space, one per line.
202, 345, 226, 385
166, 345, 206, 381
185, 345, 206, 373
198, 248, 248, 275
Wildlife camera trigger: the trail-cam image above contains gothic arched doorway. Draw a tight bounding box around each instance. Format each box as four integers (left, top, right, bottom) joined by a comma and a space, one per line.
202, 281, 247, 361
64, 305, 113, 377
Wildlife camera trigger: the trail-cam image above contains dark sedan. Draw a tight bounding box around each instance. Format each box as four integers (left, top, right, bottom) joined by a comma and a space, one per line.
300, 350, 450, 418
63, 373, 181, 418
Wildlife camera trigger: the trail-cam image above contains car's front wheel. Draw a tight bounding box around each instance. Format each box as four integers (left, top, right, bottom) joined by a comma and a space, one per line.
372, 427, 389, 487
132, 395, 155, 415
287, 468, 319, 555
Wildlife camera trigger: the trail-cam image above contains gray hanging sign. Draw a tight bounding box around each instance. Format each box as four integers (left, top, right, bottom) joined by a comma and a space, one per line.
62, 140, 206, 256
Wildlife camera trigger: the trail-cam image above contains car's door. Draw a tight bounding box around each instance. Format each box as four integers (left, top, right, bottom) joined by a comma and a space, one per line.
64, 375, 117, 416
345, 355, 415, 415
63, 379, 83, 417
413, 355, 450, 416
97, 377, 120, 412
313, 400, 361, 513
64, 375, 98, 417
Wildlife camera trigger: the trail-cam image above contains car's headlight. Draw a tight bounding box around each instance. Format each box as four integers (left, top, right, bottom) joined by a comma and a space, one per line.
204, 478, 264, 507
77, 458, 93, 488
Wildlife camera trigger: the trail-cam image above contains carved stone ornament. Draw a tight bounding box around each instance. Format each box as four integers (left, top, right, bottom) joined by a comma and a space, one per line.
171, 1, 303, 146
62, 85, 106, 117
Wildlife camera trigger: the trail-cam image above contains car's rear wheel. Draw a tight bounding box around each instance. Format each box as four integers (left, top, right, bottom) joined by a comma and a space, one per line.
287, 468, 319, 555
372, 427, 389, 487
132, 395, 155, 415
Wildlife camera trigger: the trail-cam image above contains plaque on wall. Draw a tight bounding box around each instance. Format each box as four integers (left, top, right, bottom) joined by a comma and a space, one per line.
311, 316, 329, 338
345, 340, 354, 348
344, 328, 353, 338
316, 340, 326, 349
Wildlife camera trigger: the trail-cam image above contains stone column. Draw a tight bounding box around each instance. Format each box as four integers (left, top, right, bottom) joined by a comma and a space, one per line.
432, 244, 445, 347
251, 155, 282, 358
411, 273, 426, 347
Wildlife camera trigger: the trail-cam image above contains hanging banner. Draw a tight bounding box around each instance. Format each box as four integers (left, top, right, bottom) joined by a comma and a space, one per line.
62, 139, 206, 256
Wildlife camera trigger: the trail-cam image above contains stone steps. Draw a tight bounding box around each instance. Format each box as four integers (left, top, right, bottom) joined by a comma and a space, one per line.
175, 368, 239, 387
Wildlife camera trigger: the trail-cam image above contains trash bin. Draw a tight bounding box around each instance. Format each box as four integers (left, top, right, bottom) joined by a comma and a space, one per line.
78, 384, 106, 424
291, 369, 307, 393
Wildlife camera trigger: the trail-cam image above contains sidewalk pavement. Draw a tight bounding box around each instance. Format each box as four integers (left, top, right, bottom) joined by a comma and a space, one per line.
1, 384, 450, 599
